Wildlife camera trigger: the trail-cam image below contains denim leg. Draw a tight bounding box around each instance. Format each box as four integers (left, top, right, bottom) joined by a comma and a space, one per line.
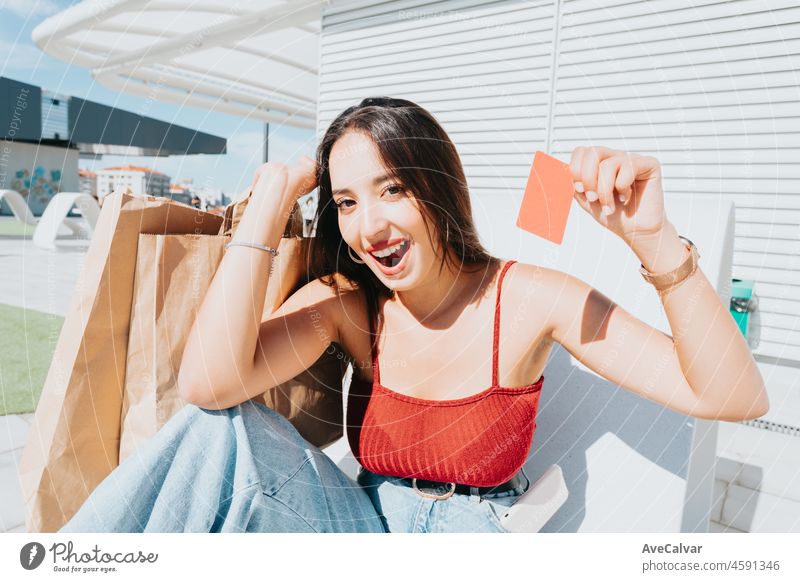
230, 401, 384, 533
60, 400, 384, 533
265, 449, 386, 533
61, 403, 237, 532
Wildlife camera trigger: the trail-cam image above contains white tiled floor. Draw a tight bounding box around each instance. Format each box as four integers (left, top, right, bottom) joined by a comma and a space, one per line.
709, 520, 746, 533
707, 360, 800, 534
710, 417, 800, 533
723, 483, 800, 532
1, 413, 33, 533
0, 413, 31, 454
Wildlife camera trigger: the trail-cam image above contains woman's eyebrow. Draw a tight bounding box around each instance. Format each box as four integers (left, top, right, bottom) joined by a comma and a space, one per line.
332, 173, 394, 197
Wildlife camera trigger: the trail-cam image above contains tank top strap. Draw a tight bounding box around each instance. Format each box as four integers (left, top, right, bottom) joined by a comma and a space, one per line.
492, 259, 517, 386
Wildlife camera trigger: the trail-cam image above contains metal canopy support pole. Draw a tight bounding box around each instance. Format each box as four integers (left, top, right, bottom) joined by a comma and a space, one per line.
264, 123, 269, 164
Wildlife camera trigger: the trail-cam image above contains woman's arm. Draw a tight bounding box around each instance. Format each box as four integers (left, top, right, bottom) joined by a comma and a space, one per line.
543, 146, 769, 422
183, 275, 343, 411
630, 219, 768, 420
543, 226, 769, 421
177, 160, 318, 407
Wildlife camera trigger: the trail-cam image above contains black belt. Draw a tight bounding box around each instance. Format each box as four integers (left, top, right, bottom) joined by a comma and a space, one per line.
398, 472, 523, 500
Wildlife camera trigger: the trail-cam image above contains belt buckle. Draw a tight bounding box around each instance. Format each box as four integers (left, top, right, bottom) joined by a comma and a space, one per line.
412, 478, 456, 500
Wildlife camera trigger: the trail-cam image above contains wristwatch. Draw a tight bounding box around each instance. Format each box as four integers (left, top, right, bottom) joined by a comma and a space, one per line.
639, 235, 700, 292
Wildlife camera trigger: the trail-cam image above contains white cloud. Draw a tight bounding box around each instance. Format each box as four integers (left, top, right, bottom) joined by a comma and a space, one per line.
3, 0, 61, 18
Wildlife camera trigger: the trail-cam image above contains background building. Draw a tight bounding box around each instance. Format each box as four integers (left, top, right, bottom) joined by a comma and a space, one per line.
168, 182, 193, 206
0, 76, 226, 215
78, 169, 97, 199
96, 166, 170, 201
188, 183, 225, 209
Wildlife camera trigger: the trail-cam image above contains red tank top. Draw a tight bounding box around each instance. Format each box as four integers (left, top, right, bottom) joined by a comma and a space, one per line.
346, 259, 545, 487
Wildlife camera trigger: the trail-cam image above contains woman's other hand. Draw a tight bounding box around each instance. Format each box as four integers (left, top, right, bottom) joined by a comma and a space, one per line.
248, 155, 318, 211
289, 155, 318, 198
569, 145, 667, 243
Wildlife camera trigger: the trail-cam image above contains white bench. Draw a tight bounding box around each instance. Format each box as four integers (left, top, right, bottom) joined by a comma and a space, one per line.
0, 189, 83, 236
32, 191, 101, 250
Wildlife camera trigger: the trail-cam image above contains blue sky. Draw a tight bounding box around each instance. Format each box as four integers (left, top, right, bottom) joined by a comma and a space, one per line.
0, 0, 316, 198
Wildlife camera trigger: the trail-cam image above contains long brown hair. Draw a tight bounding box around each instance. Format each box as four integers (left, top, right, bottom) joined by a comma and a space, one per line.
308, 96, 496, 341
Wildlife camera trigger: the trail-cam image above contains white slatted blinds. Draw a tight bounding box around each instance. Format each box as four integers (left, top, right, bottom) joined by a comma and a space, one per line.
320, 0, 799, 364
319, 0, 555, 198
550, 0, 800, 364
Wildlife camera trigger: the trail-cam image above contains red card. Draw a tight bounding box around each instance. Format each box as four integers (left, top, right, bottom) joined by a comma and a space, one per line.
516, 151, 575, 244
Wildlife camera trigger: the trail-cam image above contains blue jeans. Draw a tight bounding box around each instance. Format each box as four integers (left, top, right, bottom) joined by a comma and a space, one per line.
59, 400, 528, 533
357, 467, 530, 533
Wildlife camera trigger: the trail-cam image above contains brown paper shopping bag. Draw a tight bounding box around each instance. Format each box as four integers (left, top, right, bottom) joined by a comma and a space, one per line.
19, 189, 345, 532
120, 194, 345, 461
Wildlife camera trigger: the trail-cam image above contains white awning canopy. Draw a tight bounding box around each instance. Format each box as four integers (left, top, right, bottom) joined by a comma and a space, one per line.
32, 0, 325, 129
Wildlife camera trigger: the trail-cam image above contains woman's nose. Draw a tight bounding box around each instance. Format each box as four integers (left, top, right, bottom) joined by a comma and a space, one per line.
358, 200, 392, 242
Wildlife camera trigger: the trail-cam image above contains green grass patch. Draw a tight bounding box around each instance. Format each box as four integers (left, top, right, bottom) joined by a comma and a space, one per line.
0, 219, 36, 236
0, 303, 64, 415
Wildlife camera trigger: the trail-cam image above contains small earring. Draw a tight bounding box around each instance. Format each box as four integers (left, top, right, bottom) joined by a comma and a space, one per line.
347, 245, 365, 264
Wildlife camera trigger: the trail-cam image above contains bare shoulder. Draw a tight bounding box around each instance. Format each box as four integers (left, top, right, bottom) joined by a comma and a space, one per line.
503, 261, 591, 341
505, 260, 562, 294
512, 262, 622, 346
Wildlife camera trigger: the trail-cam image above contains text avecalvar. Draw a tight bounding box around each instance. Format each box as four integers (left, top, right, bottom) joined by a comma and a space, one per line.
642, 544, 702, 554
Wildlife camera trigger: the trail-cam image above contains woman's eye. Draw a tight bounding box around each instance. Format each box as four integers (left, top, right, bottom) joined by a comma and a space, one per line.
335, 199, 355, 210
385, 185, 405, 197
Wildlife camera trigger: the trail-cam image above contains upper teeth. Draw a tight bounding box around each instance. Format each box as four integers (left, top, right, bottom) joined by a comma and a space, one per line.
371, 240, 407, 258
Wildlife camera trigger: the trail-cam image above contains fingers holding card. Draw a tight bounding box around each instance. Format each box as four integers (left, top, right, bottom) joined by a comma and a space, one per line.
517, 148, 668, 244
516, 151, 576, 245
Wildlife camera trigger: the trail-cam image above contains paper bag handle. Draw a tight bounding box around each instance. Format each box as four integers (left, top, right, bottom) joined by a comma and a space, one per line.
220, 190, 306, 238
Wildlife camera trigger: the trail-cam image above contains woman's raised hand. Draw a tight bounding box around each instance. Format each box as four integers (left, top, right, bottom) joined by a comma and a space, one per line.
249, 155, 318, 211
570, 145, 667, 243
288, 155, 318, 198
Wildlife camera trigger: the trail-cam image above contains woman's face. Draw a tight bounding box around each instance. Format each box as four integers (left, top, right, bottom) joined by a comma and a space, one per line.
329, 131, 443, 291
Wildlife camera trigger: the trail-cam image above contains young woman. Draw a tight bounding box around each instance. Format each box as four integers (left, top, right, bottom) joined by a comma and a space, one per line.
60, 97, 768, 533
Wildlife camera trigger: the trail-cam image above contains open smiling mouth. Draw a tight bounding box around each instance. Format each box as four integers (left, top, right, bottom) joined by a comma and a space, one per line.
369, 239, 411, 270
